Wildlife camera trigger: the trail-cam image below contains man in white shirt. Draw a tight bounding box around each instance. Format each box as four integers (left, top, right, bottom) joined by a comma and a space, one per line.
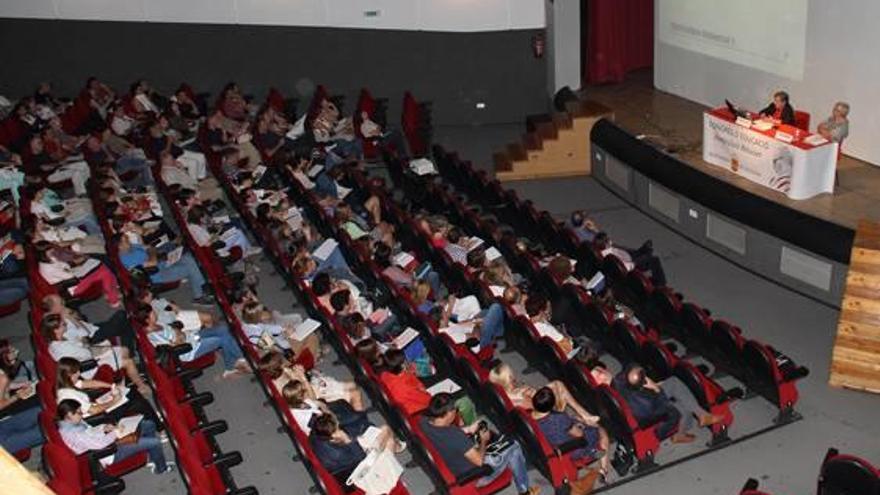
594, 233, 666, 286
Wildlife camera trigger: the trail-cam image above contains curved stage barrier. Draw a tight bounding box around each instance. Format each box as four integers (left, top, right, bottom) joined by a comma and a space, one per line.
590, 119, 855, 307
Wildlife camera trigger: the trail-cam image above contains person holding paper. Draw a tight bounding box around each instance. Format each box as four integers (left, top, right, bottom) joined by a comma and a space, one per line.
0, 367, 44, 455
329, 289, 400, 340
758, 90, 796, 126
56, 357, 162, 428
56, 399, 173, 475
186, 205, 262, 259
117, 233, 212, 305
30, 186, 101, 236
140, 305, 249, 379
568, 211, 600, 243
281, 370, 370, 436
373, 242, 444, 298
158, 151, 224, 203
241, 301, 322, 362
817, 102, 850, 144
524, 292, 576, 354
138, 290, 215, 333
41, 313, 151, 395
41, 294, 137, 354
309, 412, 402, 484
420, 393, 540, 495
379, 349, 472, 418
36, 247, 122, 308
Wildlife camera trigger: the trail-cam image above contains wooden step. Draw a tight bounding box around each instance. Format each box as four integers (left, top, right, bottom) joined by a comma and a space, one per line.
493, 98, 613, 182
830, 219, 880, 394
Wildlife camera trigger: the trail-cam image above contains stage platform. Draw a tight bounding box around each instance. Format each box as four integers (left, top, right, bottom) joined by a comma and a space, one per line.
582, 70, 880, 231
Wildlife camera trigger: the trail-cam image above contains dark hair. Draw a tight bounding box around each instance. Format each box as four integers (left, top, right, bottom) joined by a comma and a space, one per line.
354, 338, 383, 369
774, 91, 790, 104
384, 349, 406, 374
447, 228, 462, 244
311, 413, 339, 438
329, 290, 351, 313
570, 211, 584, 227
374, 243, 392, 269
425, 393, 457, 418
532, 387, 556, 413
466, 248, 485, 269
56, 399, 82, 420
524, 291, 548, 317
593, 232, 610, 250
311, 273, 331, 297
187, 205, 207, 225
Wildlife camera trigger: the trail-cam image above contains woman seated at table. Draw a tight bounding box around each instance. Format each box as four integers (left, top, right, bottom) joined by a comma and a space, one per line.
758, 90, 795, 126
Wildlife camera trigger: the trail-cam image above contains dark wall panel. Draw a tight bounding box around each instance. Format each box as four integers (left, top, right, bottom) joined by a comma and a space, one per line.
0, 18, 548, 126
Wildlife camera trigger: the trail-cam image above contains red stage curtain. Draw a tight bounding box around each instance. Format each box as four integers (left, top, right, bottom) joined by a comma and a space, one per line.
586, 0, 653, 84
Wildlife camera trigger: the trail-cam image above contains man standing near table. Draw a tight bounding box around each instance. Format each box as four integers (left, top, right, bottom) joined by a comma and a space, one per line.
759, 91, 796, 126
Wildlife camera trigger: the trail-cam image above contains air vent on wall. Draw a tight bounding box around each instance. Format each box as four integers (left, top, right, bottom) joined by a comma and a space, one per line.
780, 246, 832, 291
604, 157, 631, 192
364, 10, 380, 18
648, 182, 680, 222
706, 213, 746, 255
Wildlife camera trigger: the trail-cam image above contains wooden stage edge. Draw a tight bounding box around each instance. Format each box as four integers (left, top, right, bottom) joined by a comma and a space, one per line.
830, 219, 880, 394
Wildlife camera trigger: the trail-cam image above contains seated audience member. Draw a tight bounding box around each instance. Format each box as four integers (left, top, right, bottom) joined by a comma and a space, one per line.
758, 90, 796, 126
531, 387, 609, 481
568, 211, 599, 243
158, 151, 224, 202
523, 292, 576, 353
240, 300, 322, 362
489, 363, 596, 423
0, 364, 44, 454
420, 393, 540, 495
817, 101, 850, 144
379, 349, 471, 419
34, 216, 106, 255
41, 314, 149, 394
443, 228, 469, 265
140, 305, 249, 379
116, 233, 212, 305
186, 205, 261, 258
310, 412, 402, 483
56, 399, 173, 475
373, 242, 444, 298
358, 110, 409, 157
592, 364, 722, 444
281, 372, 369, 436
55, 357, 162, 428
24, 135, 91, 196
593, 232, 666, 287
0, 241, 28, 307
30, 186, 101, 235
354, 338, 385, 370
41, 294, 136, 353
36, 247, 121, 307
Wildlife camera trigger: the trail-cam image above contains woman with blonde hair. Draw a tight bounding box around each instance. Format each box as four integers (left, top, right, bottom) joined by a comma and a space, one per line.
488, 362, 598, 425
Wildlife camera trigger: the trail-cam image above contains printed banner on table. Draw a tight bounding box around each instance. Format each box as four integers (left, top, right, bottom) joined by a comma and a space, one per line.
702, 113, 794, 194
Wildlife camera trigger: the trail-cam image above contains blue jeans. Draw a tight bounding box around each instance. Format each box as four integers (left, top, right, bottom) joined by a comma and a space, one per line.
479, 303, 505, 349
0, 277, 28, 305
420, 270, 444, 300
114, 419, 167, 472
152, 252, 206, 298
480, 440, 530, 493
193, 324, 243, 370
115, 156, 154, 188
66, 216, 102, 236
314, 172, 338, 198
0, 406, 44, 453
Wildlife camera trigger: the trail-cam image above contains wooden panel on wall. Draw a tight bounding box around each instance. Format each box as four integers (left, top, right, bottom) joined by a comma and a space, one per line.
830, 220, 880, 393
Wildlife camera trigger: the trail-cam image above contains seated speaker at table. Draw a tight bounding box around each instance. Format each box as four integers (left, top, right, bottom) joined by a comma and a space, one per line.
758, 90, 796, 126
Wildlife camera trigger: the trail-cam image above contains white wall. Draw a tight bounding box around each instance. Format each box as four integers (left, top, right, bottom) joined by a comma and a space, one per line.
0, 0, 545, 31
654, 0, 880, 166
546, 0, 581, 95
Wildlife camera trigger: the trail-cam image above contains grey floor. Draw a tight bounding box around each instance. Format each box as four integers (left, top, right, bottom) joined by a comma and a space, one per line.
11, 122, 880, 494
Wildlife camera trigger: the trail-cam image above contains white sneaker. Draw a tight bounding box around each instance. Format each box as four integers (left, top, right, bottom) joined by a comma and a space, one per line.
244, 247, 263, 258
150, 461, 176, 475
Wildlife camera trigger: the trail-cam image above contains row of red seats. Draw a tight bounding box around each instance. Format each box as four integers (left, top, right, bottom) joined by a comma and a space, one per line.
426, 146, 809, 422
378, 153, 743, 474
740, 447, 880, 494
